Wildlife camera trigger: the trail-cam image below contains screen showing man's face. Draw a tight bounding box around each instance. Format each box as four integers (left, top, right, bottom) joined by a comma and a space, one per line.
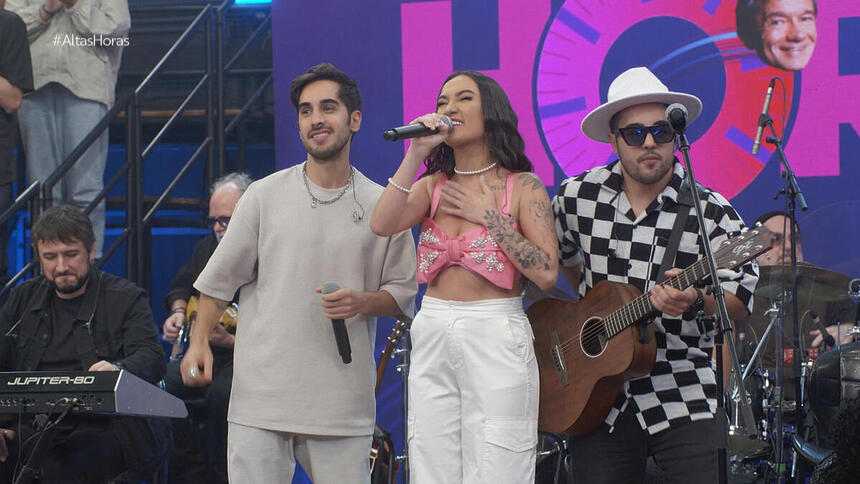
760, 0, 817, 71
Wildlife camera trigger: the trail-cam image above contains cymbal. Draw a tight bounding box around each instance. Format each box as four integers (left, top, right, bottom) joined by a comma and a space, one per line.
736, 262, 856, 402
755, 262, 854, 303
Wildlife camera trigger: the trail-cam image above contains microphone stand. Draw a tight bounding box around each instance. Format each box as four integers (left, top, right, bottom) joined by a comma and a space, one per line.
851, 282, 860, 328
675, 129, 757, 484
762, 113, 807, 484
394, 327, 413, 484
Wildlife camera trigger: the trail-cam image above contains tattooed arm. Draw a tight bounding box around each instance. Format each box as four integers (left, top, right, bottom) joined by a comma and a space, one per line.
484, 173, 558, 290
438, 172, 558, 289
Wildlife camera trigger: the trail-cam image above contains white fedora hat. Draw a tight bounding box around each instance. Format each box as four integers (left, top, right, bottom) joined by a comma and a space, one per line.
580, 67, 703, 143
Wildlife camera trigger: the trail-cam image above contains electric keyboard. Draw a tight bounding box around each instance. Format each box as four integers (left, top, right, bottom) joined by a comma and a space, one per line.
0, 370, 187, 418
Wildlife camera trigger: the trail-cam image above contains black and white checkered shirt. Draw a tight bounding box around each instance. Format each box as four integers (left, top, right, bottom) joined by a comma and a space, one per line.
552, 159, 759, 435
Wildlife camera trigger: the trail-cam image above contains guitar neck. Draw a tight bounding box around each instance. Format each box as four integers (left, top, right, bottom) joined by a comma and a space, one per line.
375, 319, 408, 396
169, 322, 188, 361
603, 258, 711, 339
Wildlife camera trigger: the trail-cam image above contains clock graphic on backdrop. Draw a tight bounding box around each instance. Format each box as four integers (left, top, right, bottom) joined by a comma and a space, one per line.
532, 0, 798, 199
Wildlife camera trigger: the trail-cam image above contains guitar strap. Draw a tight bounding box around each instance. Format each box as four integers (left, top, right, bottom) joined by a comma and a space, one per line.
655, 179, 703, 284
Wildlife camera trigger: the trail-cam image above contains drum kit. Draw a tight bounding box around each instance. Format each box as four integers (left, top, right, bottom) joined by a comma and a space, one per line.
728, 262, 860, 481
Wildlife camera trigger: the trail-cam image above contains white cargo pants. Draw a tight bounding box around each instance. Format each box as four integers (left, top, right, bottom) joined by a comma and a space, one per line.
407, 296, 539, 484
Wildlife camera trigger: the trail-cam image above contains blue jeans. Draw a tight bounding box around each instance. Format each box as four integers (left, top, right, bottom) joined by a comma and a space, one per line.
18, 82, 107, 256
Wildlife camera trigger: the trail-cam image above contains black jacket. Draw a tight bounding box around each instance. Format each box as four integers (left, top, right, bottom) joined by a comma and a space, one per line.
0, 268, 170, 478
0, 269, 165, 381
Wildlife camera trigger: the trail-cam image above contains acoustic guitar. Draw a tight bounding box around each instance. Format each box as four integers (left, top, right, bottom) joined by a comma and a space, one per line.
527, 226, 773, 434
170, 295, 239, 361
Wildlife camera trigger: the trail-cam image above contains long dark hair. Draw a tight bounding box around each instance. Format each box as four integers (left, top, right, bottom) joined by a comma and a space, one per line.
422, 71, 532, 178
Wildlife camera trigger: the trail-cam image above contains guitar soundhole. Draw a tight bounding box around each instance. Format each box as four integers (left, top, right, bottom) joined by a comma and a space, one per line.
580, 318, 608, 358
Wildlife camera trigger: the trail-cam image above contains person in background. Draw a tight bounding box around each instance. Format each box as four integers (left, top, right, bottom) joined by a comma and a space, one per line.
752, 210, 855, 348
0, 0, 33, 290
0, 205, 169, 482
7, 0, 131, 258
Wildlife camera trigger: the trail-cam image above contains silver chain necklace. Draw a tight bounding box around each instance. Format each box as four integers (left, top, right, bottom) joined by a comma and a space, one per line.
453, 161, 497, 176
302, 164, 353, 208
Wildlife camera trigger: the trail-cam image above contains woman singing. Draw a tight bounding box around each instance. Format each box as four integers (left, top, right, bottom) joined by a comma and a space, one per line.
371, 71, 558, 483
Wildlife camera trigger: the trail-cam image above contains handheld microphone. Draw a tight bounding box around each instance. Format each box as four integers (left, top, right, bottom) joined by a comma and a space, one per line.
383, 115, 453, 141
810, 311, 836, 348
321, 282, 352, 364
665, 103, 688, 133
751, 78, 776, 155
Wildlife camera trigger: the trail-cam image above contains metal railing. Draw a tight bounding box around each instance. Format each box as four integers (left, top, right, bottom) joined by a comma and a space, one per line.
0, 0, 272, 298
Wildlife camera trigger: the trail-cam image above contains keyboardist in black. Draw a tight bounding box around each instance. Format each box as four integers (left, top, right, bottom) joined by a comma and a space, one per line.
0, 205, 170, 483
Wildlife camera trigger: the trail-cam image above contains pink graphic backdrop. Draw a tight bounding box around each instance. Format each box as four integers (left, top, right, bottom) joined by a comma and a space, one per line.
400, 1, 859, 198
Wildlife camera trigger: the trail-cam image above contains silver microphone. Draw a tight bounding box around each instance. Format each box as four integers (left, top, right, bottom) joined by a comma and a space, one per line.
751, 78, 776, 155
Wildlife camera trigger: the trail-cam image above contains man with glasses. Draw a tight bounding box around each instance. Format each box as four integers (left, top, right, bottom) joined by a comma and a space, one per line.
754, 211, 802, 267
751, 210, 855, 349
161, 171, 251, 484
552, 67, 759, 482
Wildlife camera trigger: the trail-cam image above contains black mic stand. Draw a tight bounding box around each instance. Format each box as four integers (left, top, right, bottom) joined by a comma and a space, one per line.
394, 324, 413, 484
675, 128, 757, 484
761, 112, 807, 484
851, 282, 860, 328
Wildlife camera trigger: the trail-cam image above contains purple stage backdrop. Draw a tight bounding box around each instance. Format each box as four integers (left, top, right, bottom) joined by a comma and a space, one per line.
271, 2, 859, 480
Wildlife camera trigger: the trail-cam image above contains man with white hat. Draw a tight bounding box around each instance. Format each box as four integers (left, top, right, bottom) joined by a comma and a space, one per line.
551, 67, 759, 482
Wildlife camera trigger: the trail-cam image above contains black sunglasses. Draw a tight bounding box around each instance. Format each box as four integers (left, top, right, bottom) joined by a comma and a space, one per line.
616, 123, 675, 146
208, 216, 230, 229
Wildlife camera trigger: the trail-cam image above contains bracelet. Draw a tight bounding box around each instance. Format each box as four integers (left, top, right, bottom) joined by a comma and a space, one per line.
387, 177, 412, 194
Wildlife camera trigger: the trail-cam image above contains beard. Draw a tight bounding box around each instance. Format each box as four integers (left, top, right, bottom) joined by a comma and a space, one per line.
623, 150, 673, 185
51, 267, 91, 295
301, 129, 351, 162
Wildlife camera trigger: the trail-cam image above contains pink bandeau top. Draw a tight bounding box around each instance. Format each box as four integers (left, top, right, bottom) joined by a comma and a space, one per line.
416, 173, 522, 290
